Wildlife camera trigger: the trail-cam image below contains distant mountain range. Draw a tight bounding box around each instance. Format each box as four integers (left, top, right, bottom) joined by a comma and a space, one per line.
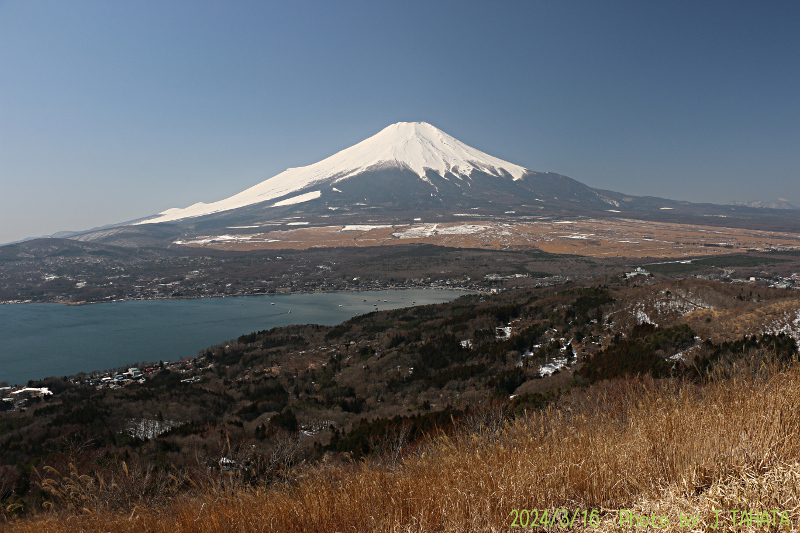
19, 122, 800, 248
727, 200, 798, 210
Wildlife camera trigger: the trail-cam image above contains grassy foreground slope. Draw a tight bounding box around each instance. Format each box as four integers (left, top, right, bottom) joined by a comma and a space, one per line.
7, 354, 800, 532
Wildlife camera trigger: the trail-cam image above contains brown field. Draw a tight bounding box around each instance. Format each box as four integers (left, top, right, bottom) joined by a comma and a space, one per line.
7, 356, 800, 532
175, 218, 800, 258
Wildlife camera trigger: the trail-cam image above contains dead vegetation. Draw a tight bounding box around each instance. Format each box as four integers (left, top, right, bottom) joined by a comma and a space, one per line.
178, 218, 800, 258
5, 351, 800, 532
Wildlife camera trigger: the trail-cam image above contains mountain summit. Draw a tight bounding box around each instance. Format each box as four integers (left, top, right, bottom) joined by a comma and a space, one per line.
137, 122, 530, 225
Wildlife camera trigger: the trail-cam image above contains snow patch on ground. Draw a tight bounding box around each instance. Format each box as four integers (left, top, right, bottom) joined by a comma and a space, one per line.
625, 292, 715, 328
340, 225, 392, 232
125, 419, 182, 440
393, 224, 440, 238
174, 234, 281, 245
175, 234, 248, 244
392, 223, 492, 239
632, 303, 658, 326
669, 337, 703, 363
539, 357, 569, 377
437, 224, 490, 235
651, 296, 709, 316
764, 309, 800, 344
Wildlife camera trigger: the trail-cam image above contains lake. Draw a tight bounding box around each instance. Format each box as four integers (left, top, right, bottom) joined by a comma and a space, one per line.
0, 289, 470, 385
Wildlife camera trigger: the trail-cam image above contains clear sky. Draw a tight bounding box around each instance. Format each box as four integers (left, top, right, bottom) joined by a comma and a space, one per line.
1, 0, 799, 244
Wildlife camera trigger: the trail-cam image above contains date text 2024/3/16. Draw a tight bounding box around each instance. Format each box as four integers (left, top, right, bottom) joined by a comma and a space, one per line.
508, 508, 792, 529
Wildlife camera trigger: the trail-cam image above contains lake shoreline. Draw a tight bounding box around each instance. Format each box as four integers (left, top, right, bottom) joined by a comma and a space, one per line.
1, 288, 473, 386
1, 284, 482, 306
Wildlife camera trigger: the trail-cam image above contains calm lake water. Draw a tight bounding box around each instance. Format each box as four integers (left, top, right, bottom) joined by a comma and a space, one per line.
0, 289, 470, 385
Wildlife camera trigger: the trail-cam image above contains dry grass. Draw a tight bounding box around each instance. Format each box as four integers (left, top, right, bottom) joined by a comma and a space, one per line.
179, 218, 800, 258
6, 356, 800, 532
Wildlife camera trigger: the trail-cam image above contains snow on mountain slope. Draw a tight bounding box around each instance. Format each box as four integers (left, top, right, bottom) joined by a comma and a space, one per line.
272, 190, 322, 207
136, 122, 529, 225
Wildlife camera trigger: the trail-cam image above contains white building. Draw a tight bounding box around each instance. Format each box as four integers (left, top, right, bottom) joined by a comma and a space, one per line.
626, 267, 650, 279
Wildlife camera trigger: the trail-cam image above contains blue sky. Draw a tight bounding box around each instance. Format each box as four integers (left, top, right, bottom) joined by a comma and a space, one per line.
1, 0, 799, 244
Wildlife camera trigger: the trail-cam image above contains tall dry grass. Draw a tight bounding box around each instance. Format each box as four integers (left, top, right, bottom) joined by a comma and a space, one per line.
6, 353, 800, 532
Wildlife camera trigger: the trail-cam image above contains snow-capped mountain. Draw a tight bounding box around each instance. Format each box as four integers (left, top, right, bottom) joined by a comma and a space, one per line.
136, 122, 531, 225
63, 121, 800, 248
